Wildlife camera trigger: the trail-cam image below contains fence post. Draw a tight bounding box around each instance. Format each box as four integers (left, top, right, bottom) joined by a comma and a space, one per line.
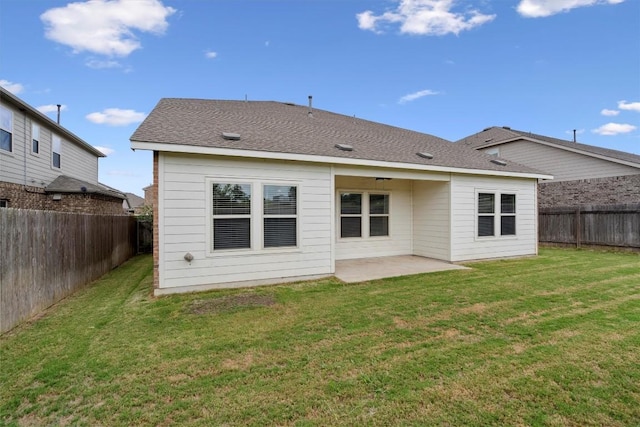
575, 207, 581, 248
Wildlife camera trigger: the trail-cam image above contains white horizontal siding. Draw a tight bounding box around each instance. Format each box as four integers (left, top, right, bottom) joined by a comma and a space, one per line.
158, 153, 333, 291
0, 100, 99, 187
450, 174, 538, 261
335, 176, 412, 260
484, 140, 639, 182
412, 180, 451, 261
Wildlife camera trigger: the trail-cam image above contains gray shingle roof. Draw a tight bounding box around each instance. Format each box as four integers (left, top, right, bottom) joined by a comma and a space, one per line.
456, 126, 640, 166
124, 192, 145, 208
130, 98, 547, 176
46, 175, 125, 199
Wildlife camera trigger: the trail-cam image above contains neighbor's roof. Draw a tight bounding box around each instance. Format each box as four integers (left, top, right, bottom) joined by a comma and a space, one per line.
130, 98, 550, 178
124, 192, 145, 208
46, 175, 125, 199
0, 86, 105, 158
457, 126, 640, 167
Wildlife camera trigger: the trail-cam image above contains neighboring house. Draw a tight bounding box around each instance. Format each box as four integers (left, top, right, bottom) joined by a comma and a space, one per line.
456, 126, 640, 208
0, 86, 125, 214
123, 192, 146, 214
130, 98, 551, 295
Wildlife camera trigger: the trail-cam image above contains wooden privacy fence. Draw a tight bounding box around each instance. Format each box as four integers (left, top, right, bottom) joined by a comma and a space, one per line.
0, 209, 137, 334
539, 203, 640, 249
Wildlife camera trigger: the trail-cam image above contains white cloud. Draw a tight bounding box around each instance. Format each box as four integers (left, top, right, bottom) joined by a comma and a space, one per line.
86, 108, 146, 126
204, 50, 218, 59
86, 58, 122, 69
517, 0, 625, 18
398, 89, 439, 104
37, 104, 68, 114
618, 100, 640, 112
601, 109, 619, 116
592, 122, 637, 135
357, 0, 495, 36
40, 0, 176, 57
0, 79, 24, 94
94, 146, 115, 156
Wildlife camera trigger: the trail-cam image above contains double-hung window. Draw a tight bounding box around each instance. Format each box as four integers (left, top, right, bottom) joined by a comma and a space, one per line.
32, 123, 40, 154
52, 134, 62, 168
0, 106, 12, 152
369, 194, 389, 237
340, 193, 362, 238
477, 192, 516, 237
212, 183, 252, 250
263, 185, 297, 248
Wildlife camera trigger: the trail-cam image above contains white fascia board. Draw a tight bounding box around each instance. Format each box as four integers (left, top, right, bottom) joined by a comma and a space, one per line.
477, 137, 640, 169
131, 141, 553, 180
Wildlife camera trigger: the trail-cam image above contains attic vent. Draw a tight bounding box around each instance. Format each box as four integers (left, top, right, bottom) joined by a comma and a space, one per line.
491, 159, 507, 166
283, 102, 296, 106
482, 127, 492, 131
416, 152, 434, 159
222, 132, 241, 140
335, 144, 353, 152
502, 126, 511, 130
484, 138, 493, 142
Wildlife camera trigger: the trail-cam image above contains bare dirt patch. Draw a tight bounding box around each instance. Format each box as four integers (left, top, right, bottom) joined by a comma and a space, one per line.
187, 294, 276, 315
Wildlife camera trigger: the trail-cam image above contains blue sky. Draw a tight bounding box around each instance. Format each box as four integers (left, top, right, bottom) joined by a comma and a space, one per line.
1, 0, 639, 195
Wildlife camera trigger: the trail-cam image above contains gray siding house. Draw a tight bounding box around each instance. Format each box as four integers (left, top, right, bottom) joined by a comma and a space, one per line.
0, 86, 124, 213
457, 126, 640, 208
131, 98, 551, 295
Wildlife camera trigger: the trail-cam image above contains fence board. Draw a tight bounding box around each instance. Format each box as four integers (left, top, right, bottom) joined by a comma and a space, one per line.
0, 209, 136, 333
539, 203, 640, 249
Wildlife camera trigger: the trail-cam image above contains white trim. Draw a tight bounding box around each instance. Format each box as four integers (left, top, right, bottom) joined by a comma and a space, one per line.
158, 153, 165, 289
131, 141, 553, 180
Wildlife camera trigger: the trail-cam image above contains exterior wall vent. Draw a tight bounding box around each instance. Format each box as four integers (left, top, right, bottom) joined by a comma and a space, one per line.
491, 159, 507, 166
416, 152, 433, 159
335, 143, 353, 151
222, 132, 241, 140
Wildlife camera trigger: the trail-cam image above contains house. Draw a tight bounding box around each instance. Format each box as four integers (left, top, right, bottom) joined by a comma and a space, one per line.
0, 86, 125, 213
130, 97, 552, 295
456, 126, 640, 208
123, 192, 146, 214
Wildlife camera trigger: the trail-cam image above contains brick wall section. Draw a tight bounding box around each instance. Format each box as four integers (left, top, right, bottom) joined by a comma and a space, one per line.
539, 174, 640, 208
152, 151, 159, 290
0, 181, 125, 215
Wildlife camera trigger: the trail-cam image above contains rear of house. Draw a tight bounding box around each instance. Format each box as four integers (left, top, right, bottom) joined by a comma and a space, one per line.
132, 98, 551, 295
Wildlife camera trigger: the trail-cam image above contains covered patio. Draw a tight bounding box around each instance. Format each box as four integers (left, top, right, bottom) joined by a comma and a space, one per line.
334, 255, 470, 283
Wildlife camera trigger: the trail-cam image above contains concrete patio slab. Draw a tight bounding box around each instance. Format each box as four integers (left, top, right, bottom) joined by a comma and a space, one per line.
335, 255, 470, 283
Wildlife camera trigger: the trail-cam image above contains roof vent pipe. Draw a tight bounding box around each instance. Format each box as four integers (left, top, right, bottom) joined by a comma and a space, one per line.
308, 95, 313, 117
56, 104, 61, 124
573, 129, 576, 143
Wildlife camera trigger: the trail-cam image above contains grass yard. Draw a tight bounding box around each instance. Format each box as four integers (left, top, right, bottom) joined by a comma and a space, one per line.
1, 248, 639, 426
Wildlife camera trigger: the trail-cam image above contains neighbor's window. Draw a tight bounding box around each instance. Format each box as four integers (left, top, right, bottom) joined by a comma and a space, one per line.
478, 193, 495, 237
263, 185, 297, 248
32, 123, 40, 154
52, 134, 61, 168
369, 193, 389, 237
0, 106, 12, 152
212, 183, 251, 250
0, 199, 8, 208
501, 194, 516, 236
340, 192, 362, 238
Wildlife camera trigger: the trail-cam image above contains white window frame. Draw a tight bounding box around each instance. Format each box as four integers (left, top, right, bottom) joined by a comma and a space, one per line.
338, 190, 391, 240
52, 134, 62, 169
210, 181, 253, 253
0, 105, 13, 153
475, 189, 518, 240
206, 178, 302, 257
262, 183, 299, 249
31, 123, 40, 155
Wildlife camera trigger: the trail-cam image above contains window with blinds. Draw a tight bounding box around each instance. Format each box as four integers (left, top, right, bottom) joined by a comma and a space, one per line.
212, 183, 251, 250
263, 185, 297, 248
340, 193, 362, 238
500, 194, 516, 235
478, 193, 495, 237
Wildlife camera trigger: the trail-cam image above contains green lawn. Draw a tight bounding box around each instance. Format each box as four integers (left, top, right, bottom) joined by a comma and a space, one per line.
1, 248, 639, 426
